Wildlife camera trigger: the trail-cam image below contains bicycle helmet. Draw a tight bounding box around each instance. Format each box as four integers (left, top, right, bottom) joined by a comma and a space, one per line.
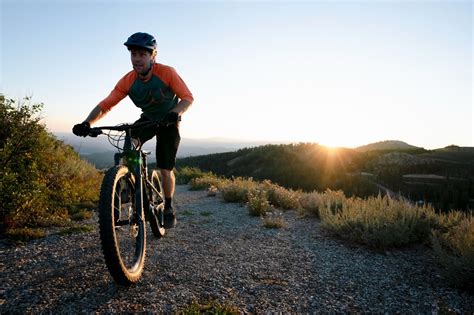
124, 32, 157, 52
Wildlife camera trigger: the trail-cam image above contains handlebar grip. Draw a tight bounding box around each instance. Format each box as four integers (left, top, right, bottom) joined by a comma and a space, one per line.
88, 128, 103, 137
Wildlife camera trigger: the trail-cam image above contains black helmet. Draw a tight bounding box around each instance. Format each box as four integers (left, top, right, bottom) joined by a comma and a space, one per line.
124, 32, 157, 51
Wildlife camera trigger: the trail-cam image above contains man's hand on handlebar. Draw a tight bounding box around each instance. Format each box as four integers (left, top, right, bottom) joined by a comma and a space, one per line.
163, 111, 180, 125
72, 122, 91, 137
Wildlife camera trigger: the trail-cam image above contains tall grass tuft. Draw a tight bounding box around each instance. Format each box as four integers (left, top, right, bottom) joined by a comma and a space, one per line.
261, 180, 300, 210
262, 211, 287, 229
299, 189, 347, 218
189, 175, 228, 191
299, 191, 324, 217
5, 227, 46, 244
247, 188, 271, 216
432, 212, 474, 291
319, 194, 438, 248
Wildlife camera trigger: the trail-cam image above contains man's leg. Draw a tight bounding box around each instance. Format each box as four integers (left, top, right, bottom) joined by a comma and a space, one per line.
160, 168, 175, 207
156, 124, 180, 228
161, 168, 177, 228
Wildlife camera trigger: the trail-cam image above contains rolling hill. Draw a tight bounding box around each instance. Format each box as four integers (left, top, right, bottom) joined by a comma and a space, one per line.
176, 142, 474, 210
356, 140, 422, 152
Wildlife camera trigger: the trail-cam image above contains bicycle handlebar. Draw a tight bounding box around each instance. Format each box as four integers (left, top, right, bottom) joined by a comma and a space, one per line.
87, 119, 178, 137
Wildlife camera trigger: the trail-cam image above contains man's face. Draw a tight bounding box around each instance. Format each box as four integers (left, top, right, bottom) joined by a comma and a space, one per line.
130, 48, 153, 74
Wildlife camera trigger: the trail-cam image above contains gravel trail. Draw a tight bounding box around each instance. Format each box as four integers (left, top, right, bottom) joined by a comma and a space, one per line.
1, 185, 473, 313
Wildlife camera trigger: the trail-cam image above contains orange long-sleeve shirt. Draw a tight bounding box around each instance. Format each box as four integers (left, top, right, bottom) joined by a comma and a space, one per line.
98, 63, 193, 120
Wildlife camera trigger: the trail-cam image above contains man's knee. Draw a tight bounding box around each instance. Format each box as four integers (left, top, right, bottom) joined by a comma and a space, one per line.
160, 169, 174, 180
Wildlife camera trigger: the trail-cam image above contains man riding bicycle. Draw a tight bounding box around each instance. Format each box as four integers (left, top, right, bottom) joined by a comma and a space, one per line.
73, 32, 194, 228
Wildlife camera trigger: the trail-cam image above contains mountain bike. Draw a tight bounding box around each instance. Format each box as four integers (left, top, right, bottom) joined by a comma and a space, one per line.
87, 121, 169, 286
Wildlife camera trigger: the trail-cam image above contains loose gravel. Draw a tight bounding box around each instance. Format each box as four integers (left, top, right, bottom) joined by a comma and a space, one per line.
1, 185, 473, 313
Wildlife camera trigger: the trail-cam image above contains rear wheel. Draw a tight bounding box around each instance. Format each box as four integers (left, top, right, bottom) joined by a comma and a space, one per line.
149, 170, 166, 238
98, 165, 146, 286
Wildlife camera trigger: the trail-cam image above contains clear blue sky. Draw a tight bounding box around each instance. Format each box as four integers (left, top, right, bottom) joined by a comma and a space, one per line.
1, 0, 472, 149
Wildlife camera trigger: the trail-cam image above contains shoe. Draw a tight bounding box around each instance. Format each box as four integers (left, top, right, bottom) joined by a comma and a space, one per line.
163, 207, 177, 229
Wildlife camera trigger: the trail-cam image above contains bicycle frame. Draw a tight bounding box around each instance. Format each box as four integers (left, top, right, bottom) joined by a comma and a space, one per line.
91, 121, 166, 224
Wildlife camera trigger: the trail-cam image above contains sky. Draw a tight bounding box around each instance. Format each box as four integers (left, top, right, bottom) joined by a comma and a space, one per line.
1, 0, 472, 149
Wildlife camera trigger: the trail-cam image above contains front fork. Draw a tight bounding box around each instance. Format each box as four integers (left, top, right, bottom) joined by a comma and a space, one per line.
115, 152, 146, 224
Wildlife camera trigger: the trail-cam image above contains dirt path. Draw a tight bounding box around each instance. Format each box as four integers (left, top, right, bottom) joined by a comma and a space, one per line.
1, 186, 472, 313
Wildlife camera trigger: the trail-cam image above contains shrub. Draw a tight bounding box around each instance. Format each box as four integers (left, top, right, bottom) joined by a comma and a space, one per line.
207, 185, 218, 197
260, 180, 300, 210
176, 166, 212, 185
432, 213, 474, 291
299, 191, 323, 216
189, 175, 228, 191
247, 188, 271, 216
262, 212, 287, 229
221, 177, 258, 203
320, 189, 347, 212
0, 96, 102, 236
319, 194, 438, 248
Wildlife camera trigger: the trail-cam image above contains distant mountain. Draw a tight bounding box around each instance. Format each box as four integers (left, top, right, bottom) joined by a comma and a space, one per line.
356, 140, 422, 152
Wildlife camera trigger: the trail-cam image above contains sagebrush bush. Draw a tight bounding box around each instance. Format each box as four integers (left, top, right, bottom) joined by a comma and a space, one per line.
221, 177, 258, 203
247, 188, 271, 216
189, 175, 228, 191
299, 189, 346, 217
260, 180, 300, 210
319, 194, 438, 248
432, 213, 474, 291
299, 191, 323, 216
320, 189, 347, 212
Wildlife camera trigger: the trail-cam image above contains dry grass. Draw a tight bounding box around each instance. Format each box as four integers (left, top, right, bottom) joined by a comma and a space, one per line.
5, 227, 46, 244
262, 212, 287, 229
247, 188, 271, 216
184, 168, 473, 289
181, 299, 240, 314
432, 212, 474, 291
319, 194, 437, 248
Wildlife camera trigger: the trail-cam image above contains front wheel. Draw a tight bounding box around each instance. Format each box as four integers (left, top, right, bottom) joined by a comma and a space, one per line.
149, 170, 166, 238
98, 165, 146, 286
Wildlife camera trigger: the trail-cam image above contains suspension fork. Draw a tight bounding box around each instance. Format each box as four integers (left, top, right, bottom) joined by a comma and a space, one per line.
133, 160, 145, 223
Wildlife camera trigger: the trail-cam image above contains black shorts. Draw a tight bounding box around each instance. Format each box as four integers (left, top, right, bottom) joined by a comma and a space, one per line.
130, 116, 180, 170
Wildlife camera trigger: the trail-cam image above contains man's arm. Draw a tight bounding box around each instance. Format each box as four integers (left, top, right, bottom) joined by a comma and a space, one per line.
84, 105, 108, 125
171, 99, 193, 116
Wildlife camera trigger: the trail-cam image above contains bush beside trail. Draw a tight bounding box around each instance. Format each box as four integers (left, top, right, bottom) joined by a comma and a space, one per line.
0, 96, 102, 239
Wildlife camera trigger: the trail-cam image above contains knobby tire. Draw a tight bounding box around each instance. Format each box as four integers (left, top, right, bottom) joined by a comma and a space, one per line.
99, 165, 146, 286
